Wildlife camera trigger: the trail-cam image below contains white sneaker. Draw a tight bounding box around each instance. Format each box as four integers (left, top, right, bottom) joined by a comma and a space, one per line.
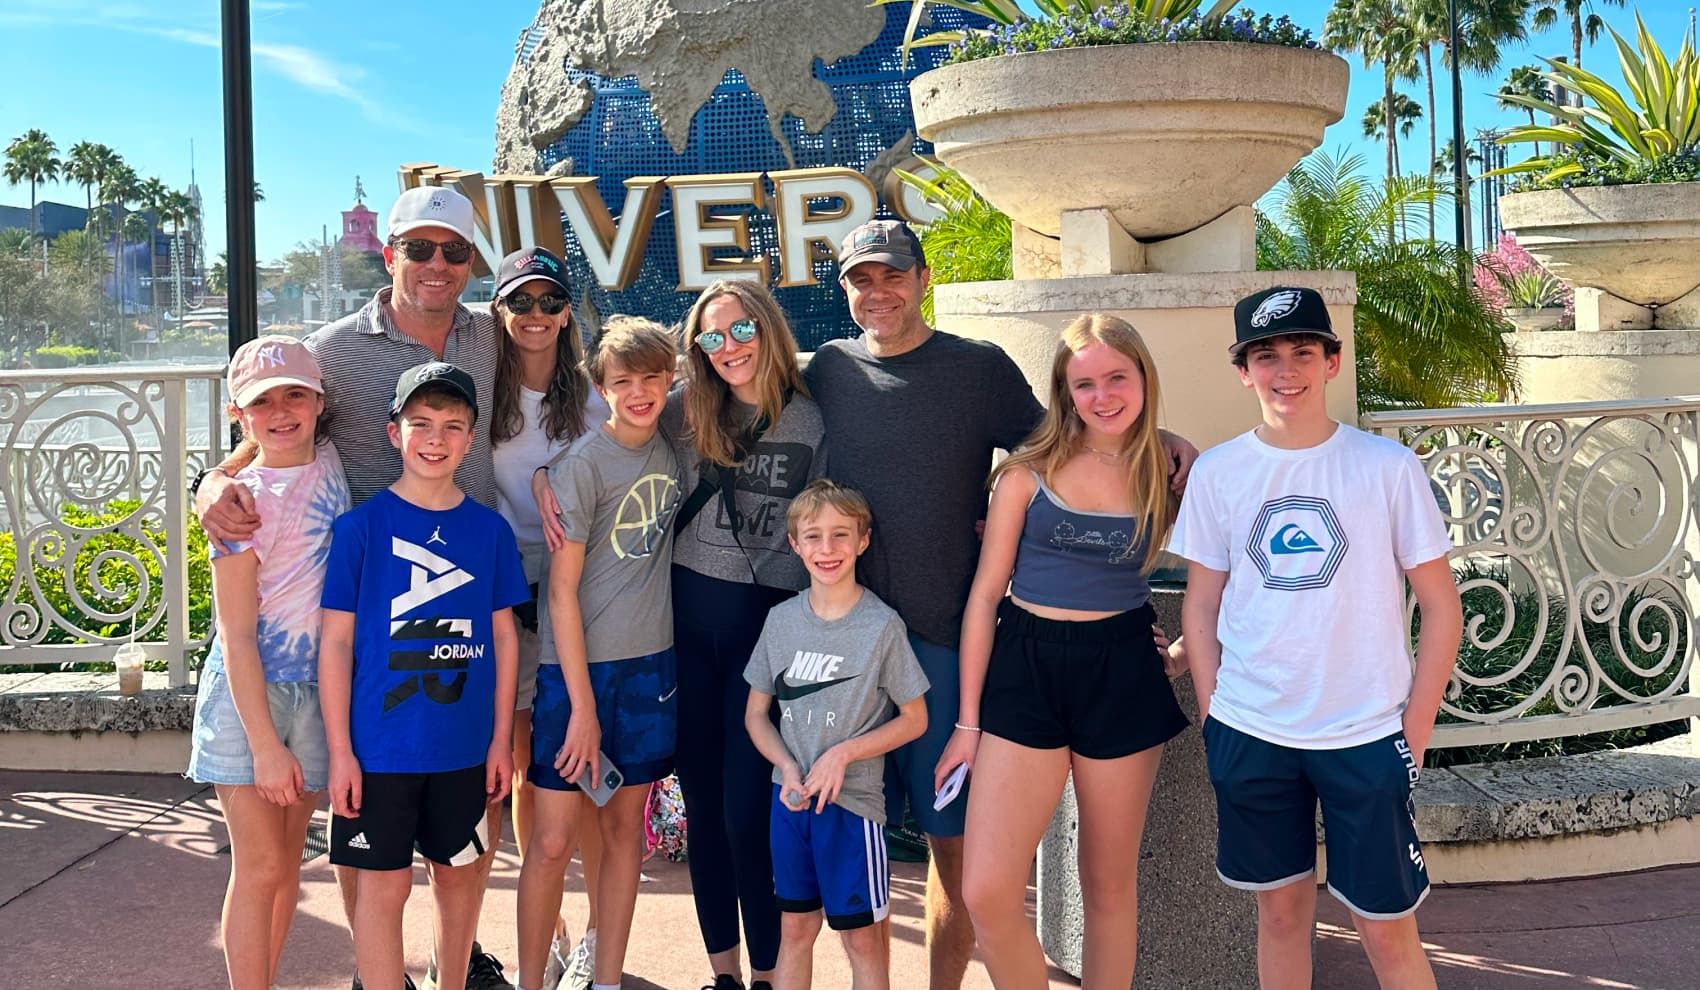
555, 928, 595, 990
542, 932, 570, 989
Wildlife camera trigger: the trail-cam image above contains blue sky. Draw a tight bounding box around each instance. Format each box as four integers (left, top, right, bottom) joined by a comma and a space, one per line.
0, 0, 1692, 264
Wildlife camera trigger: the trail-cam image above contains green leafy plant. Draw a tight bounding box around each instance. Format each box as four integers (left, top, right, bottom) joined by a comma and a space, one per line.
0, 501, 213, 673
879, 0, 1313, 67
1499, 270, 1568, 309
895, 160, 1013, 323
1490, 12, 1700, 187
1257, 152, 1517, 409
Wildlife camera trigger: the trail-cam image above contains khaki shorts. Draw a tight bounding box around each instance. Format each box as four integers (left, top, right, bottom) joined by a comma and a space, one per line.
516, 623, 541, 711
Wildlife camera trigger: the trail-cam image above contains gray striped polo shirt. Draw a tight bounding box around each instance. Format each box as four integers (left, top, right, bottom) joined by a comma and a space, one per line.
305, 288, 501, 508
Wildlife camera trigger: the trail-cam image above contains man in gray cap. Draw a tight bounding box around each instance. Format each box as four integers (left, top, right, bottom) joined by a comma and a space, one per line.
196, 185, 513, 990
806, 218, 1195, 990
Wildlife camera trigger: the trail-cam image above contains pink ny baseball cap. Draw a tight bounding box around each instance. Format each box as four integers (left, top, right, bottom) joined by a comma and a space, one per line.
227, 335, 324, 408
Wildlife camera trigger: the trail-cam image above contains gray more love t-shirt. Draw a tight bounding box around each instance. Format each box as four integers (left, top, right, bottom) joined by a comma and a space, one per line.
744, 588, 929, 823
539, 426, 681, 664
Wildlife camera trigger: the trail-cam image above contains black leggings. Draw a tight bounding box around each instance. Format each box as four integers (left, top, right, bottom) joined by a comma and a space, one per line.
672, 565, 790, 972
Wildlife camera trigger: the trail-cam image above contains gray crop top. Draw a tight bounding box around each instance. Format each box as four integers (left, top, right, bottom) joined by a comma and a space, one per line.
1008, 475, 1151, 611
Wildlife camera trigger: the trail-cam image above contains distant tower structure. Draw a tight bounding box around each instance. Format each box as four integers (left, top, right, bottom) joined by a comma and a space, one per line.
340, 176, 383, 255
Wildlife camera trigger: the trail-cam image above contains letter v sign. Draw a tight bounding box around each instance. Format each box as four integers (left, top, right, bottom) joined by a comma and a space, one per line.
391, 537, 474, 618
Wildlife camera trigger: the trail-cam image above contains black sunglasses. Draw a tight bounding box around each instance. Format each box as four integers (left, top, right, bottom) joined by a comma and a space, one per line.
503, 292, 569, 316
392, 238, 474, 265
696, 318, 758, 355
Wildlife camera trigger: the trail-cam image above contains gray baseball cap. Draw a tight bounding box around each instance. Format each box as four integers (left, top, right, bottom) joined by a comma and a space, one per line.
838, 219, 926, 276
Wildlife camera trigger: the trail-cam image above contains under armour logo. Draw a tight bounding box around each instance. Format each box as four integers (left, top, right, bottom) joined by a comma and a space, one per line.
427, 526, 447, 547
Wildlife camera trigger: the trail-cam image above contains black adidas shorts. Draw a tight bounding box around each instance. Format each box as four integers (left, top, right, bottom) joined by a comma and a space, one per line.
328, 764, 490, 871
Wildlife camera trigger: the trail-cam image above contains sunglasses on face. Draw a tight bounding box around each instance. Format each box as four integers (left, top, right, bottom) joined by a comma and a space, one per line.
696, 318, 758, 355
392, 238, 475, 265
503, 292, 569, 316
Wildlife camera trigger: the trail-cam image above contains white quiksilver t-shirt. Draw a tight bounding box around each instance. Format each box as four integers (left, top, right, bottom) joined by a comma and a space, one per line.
1168, 423, 1453, 749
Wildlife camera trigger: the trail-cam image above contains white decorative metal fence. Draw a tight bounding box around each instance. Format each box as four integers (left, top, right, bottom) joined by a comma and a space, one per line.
1363, 397, 1700, 748
0, 366, 225, 686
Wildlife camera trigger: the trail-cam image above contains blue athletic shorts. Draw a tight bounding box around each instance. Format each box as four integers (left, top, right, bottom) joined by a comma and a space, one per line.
770, 785, 890, 931
883, 633, 965, 837
1203, 716, 1430, 919
529, 649, 677, 790
187, 666, 328, 792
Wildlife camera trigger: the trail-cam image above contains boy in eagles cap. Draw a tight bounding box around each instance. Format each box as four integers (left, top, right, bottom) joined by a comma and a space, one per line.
1167, 286, 1462, 988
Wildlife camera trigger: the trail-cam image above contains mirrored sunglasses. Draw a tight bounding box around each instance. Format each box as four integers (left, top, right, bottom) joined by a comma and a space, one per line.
502, 292, 569, 316
696, 318, 758, 355
393, 238, 475, 265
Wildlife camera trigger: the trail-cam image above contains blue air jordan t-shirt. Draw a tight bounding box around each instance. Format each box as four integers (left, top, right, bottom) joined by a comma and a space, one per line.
321, 489, 530, 773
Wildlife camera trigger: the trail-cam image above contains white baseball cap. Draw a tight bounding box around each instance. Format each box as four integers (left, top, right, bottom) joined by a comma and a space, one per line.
388, 186, 476, 242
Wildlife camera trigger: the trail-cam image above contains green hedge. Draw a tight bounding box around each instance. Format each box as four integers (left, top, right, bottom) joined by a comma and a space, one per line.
0, 500, 212, 672
31, 345, 101, 368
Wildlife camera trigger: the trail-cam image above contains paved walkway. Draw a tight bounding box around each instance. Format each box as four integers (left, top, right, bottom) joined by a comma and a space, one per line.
3, 770, 1694, 988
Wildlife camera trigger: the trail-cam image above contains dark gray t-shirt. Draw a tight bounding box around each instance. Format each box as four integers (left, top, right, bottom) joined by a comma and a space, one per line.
744, 589, 929, 823
805, 331, 1042, 647
539, 426, 680, 664
662, 389, 828, 592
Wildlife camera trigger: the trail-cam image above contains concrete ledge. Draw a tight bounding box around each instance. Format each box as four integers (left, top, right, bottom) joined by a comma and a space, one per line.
1314, 736, 1700, 884
0, 672, 196, 772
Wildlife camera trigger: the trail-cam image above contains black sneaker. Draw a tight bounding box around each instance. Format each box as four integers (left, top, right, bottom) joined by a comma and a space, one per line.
353, 976, 418, 990
750, 982, 773, 990
702, 976, 745, 990
466, 943, 513, 990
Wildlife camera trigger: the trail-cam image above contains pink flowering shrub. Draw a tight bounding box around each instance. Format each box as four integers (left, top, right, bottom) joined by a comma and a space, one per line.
1475, 233, 1574, 317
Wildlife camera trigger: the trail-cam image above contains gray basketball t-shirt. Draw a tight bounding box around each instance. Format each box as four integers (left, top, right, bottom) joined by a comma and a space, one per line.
744, 589, 929, 823
539, 426, 681, 664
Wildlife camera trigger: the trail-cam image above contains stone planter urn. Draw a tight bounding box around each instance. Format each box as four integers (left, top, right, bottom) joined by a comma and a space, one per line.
1498, 184, 1700, 310
1504, 306, 1568, 332
909, 42, 1349, 240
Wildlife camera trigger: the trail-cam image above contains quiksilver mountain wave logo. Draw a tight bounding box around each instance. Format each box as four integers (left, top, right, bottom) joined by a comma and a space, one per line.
1269, 523, 1325, 555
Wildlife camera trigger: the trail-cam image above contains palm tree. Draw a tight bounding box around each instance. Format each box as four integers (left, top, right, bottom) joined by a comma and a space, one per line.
158, 188, 199, 319
1433, 138, 1484, 178
138, 176, 168, 316
1324, 0, 1421, 237
65, 142, 102, 221
1407, 0, 1531, 235
0, 228, 31, 258
1257, 152, 1517, 409
105, 163, 141, 334
1498, 65, 1552, 156
3, 129, 62, 258
1531, 0, 1627, 102
208, 250, 229, 295
1362, 94, 1425, 176
253, 181, 265, 203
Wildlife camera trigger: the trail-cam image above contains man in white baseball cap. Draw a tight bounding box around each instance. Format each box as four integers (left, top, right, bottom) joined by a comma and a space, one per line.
195, 182, 515, 989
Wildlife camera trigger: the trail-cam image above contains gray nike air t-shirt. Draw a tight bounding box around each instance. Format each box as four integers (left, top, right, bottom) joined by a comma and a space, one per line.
744, 589, 929, 823
539, 426, 681, 664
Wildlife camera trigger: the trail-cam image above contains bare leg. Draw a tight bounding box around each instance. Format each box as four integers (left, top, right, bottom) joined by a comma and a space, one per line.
590, 785, 650, 987
516, 787, 585, 988
1071, 746, 1163, 989
925, 833, 981, 990
352, 867, 413, 990
956, 737, 1070, 989
1256, 881, 1318, 990
216, 784, 312, 990
841, 922, 891, 990
578, 805, 603, 931
1353, 914, 1436, 990
268, 794, 321, 981
774, 910, 822, 990
427, 856, 488, 990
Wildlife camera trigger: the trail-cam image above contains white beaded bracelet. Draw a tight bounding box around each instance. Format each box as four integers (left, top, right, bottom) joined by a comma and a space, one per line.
954, 723, 982, 732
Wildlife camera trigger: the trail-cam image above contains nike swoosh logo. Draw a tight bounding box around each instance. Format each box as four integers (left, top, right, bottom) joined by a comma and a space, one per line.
774, 674, 859, 701
657, 686, 677, 703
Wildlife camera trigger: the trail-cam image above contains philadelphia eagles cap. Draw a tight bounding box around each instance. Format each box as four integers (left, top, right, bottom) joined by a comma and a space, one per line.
1231, 286, 1339, 355
391, 361, 478, 420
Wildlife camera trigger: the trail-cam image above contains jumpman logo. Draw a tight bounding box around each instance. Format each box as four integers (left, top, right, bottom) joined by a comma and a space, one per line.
427, 526, 447, 547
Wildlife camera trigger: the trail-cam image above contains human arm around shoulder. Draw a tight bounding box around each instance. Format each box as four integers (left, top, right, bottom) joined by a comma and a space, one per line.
937, 467, 1034, 791
211, 546, 301, 806
1403, 557, 1461, 769
1157, 430, 1200, 494
1180, 562, 1228, 722
194, 438, 262, 548
547, 538, 600, 782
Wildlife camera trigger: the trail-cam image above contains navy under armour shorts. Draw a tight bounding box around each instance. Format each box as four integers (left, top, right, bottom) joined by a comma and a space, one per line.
1203, 716, 1430, 919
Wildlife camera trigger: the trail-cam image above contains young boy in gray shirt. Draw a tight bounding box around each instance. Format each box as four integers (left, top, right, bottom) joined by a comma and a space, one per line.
744, 480, 929, 990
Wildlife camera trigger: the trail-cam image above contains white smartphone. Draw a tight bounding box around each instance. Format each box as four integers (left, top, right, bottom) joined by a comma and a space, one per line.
933, 763, 968, 811
574, 752, 624, 807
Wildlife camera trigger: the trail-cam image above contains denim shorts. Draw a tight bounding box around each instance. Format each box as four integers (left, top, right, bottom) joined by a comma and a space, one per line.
186, 664, 330, 791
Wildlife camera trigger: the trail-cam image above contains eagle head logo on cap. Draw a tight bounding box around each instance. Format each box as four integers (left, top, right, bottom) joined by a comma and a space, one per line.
1251, 288, 1304, 328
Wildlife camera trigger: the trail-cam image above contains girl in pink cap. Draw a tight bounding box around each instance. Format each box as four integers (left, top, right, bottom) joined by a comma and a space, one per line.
188, 333, 350, 990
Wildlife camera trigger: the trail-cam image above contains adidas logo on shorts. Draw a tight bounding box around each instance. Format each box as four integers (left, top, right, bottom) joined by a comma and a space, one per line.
347, 831, 371, 851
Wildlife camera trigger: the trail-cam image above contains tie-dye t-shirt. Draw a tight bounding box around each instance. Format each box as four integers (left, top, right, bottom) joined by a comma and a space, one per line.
206, 441, 350, 682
